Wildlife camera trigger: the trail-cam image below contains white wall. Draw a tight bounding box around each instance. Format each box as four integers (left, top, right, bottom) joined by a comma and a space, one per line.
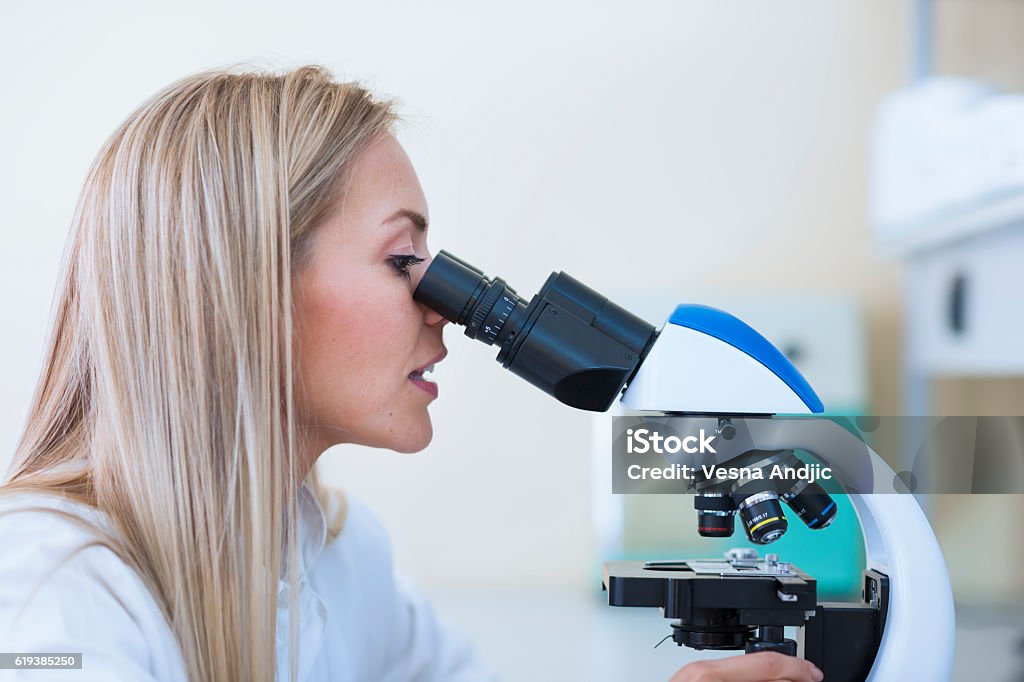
1, 1, 910, 591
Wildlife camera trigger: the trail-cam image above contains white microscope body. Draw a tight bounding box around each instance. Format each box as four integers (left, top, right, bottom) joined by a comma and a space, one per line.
619, 304, 955, 681
410, 252, 955, 681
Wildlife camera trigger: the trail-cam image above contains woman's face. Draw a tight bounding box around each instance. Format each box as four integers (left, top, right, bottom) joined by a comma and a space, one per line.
292, 134, 447, 458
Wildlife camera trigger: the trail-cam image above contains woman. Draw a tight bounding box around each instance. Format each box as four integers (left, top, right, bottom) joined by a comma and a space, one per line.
0, 65, 823, 682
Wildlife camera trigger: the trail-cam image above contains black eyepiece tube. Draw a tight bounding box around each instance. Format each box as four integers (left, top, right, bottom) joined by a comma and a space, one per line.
411, 251, 491, 325
413, 250, 657, 412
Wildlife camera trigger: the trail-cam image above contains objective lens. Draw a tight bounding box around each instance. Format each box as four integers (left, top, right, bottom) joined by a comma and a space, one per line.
781, 479, 837, 530
694, 493, 736, 538
733, 484, 788, 544
777, 453, 837, 530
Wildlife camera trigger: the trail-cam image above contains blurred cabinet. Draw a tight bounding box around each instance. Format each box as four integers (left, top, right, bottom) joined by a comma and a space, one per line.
870, 78, 1024, 414
870, 8, 1024, 609
907, 224, 1024, 380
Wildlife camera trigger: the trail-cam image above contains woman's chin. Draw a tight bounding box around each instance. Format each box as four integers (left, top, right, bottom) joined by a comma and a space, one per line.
311, 409, 434, 453
386, 419, 433, 454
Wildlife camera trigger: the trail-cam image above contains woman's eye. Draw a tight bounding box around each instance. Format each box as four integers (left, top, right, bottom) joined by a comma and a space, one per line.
387, 254, 425, 280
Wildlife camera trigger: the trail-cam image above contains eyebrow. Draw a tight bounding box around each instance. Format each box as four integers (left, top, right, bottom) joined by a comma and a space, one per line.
382, 208, 428, 232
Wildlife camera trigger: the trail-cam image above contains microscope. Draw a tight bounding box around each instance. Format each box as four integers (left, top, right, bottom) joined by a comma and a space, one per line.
413, 251, 956, 682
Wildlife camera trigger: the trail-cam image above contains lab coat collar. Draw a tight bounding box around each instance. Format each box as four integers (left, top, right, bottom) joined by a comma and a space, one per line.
297, 480, 328, 579
275, 480, 329, 682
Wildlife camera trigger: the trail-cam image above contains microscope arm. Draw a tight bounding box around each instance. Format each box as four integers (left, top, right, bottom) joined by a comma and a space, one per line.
736, 418, 956, 682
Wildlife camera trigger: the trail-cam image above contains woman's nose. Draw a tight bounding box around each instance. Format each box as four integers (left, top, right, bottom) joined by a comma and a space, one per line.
423, 306, 449, 327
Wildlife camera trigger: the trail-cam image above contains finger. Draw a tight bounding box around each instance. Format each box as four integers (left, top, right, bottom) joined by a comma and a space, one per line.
703, 652, 823, 682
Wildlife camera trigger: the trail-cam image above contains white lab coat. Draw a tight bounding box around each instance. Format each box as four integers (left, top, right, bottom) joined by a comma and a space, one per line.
0, 483, 496, 681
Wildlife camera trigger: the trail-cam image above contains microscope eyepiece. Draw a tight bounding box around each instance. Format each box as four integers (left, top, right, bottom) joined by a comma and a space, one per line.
412, 251, 526, 346
413, 250, 658, 412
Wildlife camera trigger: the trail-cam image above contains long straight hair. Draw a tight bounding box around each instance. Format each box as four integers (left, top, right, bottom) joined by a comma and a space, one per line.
1, 64, 396, 681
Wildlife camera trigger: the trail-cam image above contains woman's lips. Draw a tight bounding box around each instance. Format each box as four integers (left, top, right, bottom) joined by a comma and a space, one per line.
408, 350, 444, 400
409, 374, 438, 399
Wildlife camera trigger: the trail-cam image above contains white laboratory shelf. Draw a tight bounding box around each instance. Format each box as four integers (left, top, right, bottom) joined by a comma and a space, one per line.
869, 78, 1024, 259
877, 189, 1024, 257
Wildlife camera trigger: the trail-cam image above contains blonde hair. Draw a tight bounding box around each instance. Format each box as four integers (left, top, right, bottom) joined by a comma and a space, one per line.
1, 64, 396, 681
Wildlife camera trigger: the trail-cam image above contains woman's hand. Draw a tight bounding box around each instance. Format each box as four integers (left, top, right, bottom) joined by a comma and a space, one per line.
669, 652, 824, 682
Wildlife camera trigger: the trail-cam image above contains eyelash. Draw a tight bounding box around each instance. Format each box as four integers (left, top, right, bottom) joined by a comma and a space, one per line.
387, 254, 425, 280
